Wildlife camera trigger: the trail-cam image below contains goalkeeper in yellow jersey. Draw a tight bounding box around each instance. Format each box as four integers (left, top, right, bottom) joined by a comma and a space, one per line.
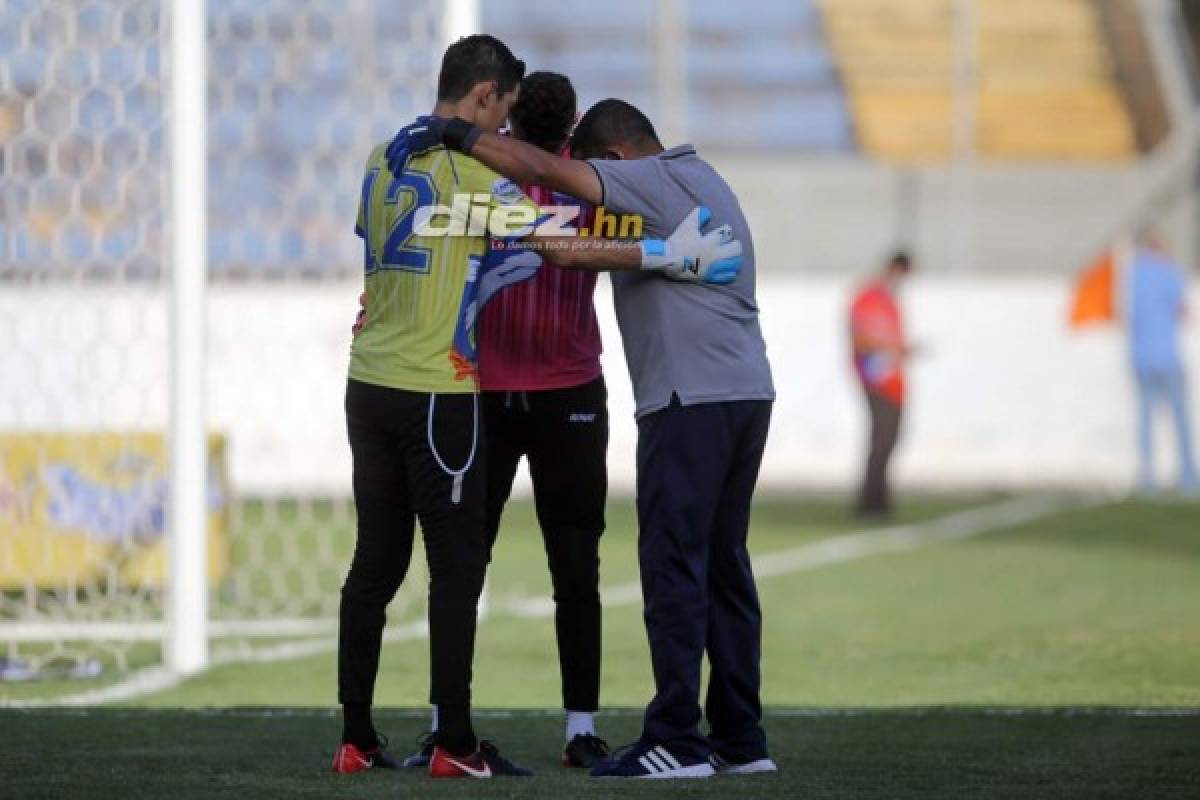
332, 34, 743, 779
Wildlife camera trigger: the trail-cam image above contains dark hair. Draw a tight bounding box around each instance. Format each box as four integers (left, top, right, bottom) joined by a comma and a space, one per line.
569, 98, 662, 158
889, 250, 912, 271
508, 71, 576, 153
437, 34, 525, 103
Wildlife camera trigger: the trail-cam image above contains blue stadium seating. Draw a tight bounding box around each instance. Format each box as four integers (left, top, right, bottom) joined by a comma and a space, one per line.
484, 0, 855, 152
2, 0, 854, 278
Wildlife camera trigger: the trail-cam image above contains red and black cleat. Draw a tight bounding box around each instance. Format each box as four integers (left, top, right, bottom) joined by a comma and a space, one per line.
331, 741, 400, 774
429, 740, 533, 778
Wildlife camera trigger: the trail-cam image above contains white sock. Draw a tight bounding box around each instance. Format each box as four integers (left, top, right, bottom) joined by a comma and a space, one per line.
431, 705, 439, 732
565, 710, 595, 741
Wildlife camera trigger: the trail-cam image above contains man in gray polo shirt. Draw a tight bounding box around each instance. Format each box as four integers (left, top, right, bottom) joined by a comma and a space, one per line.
390, 98, 775, 779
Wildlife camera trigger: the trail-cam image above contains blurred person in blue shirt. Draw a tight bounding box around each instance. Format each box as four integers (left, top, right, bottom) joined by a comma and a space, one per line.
1128, 231, 1197, 493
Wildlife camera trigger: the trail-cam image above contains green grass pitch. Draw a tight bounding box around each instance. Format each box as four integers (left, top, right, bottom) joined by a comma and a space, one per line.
3, 707, 1196, 799
2, 493, 1199, 797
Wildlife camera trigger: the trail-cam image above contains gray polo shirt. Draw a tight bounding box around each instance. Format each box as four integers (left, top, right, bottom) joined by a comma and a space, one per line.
589, 145, 775, 418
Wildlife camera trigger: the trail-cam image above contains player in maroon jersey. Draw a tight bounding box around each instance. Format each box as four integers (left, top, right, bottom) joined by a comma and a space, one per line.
480, 71, 609, 768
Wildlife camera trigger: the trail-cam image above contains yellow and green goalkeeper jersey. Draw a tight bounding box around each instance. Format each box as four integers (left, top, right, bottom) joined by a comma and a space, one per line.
349, 142, 540, 393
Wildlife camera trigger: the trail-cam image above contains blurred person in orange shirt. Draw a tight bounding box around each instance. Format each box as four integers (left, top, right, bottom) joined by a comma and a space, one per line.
849, 251, 914, 516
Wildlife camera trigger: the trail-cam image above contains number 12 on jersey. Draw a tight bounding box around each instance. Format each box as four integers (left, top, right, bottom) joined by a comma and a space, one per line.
360, 167, 436, 275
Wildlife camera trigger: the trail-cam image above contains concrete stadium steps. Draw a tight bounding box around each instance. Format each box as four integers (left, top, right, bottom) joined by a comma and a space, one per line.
818, 0, 1137, 162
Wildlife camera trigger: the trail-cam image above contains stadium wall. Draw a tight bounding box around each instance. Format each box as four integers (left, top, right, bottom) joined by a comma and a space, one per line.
4, 275, 1193, 496
714, 155, 1192, 277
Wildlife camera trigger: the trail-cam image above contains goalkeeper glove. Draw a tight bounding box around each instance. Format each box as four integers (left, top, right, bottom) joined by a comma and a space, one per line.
639, 206, 743, 285
385, 116, 480, 175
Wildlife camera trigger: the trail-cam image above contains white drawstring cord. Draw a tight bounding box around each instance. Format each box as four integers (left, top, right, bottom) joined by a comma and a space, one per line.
427, 392, 479, 504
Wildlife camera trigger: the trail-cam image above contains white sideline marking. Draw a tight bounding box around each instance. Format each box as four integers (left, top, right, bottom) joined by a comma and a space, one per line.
501, 494, 1090, 618
752, 492, 1085, 579
1, 621, 432, 710
2, 666, 185, 708
2, 494, 1092, 708
209, 619, 429, 665
4, 617, 343, 643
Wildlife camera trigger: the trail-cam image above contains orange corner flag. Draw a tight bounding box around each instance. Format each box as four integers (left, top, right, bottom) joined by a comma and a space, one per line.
1069, 250, 1116, 328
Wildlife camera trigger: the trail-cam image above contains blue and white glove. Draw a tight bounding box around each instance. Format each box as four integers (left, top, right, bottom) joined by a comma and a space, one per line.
478, 246, 543, 309
385, 116, 479, 176
385, 117, 428, 176
639, 206, 743, 285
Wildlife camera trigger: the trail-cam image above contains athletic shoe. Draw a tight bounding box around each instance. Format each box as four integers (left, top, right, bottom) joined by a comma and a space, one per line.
711, 752, 779, 775
330, 739, 401, 774
562, 733, 610, 768
429, 740, 534, 778
400, 731, 435, 769
589, 741, 715, 779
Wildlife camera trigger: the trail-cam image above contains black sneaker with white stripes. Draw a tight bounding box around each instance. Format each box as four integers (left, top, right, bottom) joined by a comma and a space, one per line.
589, 740, 714, 778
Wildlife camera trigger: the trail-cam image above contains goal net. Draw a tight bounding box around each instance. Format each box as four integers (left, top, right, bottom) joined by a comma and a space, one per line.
1, 0, 447, 697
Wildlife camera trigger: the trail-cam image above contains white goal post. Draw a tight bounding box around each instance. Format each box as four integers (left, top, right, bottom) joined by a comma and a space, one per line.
167, 0, 209, 676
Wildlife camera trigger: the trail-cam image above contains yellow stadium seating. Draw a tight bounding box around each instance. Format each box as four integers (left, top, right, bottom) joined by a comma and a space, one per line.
817, 0, 1136, 161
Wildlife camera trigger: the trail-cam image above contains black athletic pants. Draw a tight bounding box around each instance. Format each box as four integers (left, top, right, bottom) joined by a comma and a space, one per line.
859, 389, 902, 515
482, 376, 608, 713
636, 397, 772, 761
338, 378, 487, 754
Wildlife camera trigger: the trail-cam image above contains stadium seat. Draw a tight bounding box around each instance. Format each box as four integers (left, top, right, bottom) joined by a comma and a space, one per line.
484, 0, 856, 154
817, 0, 1136, 162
